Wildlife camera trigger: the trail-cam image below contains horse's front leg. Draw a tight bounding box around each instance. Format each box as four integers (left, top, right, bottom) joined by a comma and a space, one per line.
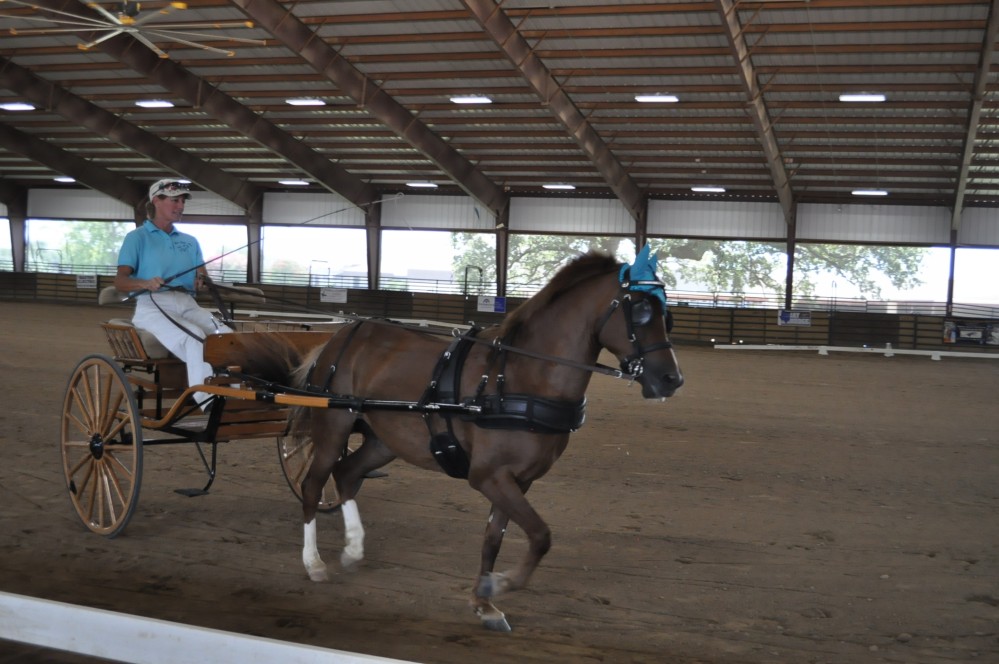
471, 506, 512, 632
470, 473, 548, 627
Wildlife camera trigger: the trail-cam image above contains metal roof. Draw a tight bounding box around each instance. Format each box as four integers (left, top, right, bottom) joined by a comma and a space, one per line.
1, 0, 997, 227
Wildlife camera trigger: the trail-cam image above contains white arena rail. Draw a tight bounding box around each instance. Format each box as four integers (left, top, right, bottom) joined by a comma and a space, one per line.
0, 591, 417, 664
713, 343, 999, 361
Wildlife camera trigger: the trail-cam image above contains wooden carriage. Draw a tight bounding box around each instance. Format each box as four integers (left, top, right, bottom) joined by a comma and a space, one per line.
60, 286, 346, 537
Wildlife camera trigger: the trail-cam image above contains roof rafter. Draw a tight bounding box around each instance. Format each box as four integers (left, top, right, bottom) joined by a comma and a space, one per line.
230, 0, 509, 217
460, 0, 647, 223
951, 0, 999, 230
0, 55, 263, 213
0, 122, 145, 208
715, 0, 794, 221
26, 0, 377, 211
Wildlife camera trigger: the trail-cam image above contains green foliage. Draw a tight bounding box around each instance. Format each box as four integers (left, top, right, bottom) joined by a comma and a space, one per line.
453, 233, 926, 299
59, 221, 133, 267
452, 234, 633, 286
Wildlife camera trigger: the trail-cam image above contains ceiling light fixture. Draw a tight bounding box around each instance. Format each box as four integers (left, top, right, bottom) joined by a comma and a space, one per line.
542, 183, 576, 190
0, 102, 35, 111
691, 186, 726, 193
286, 98, 327, 107
839, 93, 887, 103
635, 94, 679, 103
278, 179, 310, 186
135, 99, 174, 108
852, 189, 888, 196
406, 182, 438, 188
450, 95, 492, 104
53, 176, 75, 183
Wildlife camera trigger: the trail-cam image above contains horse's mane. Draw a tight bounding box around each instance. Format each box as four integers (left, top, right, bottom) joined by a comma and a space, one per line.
497, 251, 619, 340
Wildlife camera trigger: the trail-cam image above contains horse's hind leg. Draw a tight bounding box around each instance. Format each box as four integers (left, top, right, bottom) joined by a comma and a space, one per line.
333, 422, 395, 569
301, 411, 354, 582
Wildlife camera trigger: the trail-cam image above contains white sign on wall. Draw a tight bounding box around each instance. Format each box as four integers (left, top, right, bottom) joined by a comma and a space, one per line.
76, 275, 98, 290
320, 288, 348, 303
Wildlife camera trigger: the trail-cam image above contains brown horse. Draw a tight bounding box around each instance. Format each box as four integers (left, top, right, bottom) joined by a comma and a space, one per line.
259, 250, 683, 631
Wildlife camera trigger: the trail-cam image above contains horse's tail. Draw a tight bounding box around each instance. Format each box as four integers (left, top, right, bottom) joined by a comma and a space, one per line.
287, 343, 327, 439
233, 333, 304, 386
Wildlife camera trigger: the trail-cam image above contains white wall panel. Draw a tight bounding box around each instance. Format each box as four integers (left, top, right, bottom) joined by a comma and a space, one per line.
509, 197, 633, 233
263, 191, 364, 227
958, 207, 999, 247
649, 200, 785, 238
382, 193, 494, 230
798, 203, 950, 244
27, 189, 133, 220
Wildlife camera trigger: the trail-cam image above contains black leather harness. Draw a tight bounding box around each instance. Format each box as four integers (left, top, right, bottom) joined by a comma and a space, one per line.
420, 327, 586, 479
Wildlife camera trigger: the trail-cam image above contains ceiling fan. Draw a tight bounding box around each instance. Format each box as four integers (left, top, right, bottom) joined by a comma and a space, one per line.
1, 0, 266, 57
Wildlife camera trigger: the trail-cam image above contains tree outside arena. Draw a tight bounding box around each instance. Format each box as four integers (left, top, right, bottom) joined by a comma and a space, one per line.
451, 233, 931, 303
9, 217, 983, 305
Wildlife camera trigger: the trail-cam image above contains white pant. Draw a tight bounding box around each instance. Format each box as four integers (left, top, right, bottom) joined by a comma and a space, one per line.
133, 290, 233, 408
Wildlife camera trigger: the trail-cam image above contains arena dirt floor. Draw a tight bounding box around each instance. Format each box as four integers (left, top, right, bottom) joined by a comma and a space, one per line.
0, 301, 997, 664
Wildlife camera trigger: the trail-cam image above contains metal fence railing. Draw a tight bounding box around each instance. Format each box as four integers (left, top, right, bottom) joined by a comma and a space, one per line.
3, 268, 998, 355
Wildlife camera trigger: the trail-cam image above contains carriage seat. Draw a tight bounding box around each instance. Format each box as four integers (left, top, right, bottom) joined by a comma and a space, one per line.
102, 318, 172, 361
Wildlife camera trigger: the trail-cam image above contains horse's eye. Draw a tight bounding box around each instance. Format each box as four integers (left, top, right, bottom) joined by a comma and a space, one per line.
630, 299, 654, 327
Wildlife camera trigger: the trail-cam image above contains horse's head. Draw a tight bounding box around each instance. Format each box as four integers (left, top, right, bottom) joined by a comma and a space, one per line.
597, 246, 684, 400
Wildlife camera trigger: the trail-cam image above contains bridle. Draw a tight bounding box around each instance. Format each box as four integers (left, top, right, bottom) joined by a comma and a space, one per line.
594, 268, 675, 380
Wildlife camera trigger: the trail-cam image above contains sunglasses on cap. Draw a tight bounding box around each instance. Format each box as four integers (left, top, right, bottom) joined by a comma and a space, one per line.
151, 181, 191, 199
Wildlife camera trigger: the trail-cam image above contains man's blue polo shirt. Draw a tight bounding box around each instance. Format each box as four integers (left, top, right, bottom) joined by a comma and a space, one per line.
117, 219, 204, 293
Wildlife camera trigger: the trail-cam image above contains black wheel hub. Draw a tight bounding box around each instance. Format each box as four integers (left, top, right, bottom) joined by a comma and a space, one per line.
89, 432, 104, 460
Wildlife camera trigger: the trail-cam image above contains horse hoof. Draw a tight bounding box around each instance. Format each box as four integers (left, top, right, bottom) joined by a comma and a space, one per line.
306, 566, 329, 582
340, 550, 363, 569
482, 615, 512, 632
474, 605, 512, 632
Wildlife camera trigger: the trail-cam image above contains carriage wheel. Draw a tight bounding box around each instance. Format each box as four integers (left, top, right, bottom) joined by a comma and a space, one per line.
61, 354, 143, 538
276, 434, 361, 513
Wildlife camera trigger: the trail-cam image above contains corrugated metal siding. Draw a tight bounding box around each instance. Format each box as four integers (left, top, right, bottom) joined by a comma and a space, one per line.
798, 203, 950, 244
382, 194, 495, 230
649, 200, 785, 238
958, 208, 999, 247
509, 197, 632, 233
27, 189, 133, 220
262, 192, 365, 227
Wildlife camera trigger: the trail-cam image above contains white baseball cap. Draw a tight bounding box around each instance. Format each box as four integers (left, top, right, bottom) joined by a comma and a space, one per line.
149, 178, 192, 201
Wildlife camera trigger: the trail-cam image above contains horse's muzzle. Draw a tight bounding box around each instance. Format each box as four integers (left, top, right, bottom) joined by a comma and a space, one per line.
641, 370, 684, 399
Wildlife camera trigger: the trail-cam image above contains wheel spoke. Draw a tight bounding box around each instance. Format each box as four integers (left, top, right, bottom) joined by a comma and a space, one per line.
104, 449, 135, 487
100, 462, 119, 525
66, 449, 92, 478
65, 408, 92, 441
83, 365, 100, 430
280, 437, 310, 461
83, 459, 99, 525
104, 409, 131, 442
70, 379, 96, 433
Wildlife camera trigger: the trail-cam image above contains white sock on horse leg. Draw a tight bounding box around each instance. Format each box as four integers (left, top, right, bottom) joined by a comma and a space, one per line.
340, 499, 365, 567
302, 519, 328, 581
